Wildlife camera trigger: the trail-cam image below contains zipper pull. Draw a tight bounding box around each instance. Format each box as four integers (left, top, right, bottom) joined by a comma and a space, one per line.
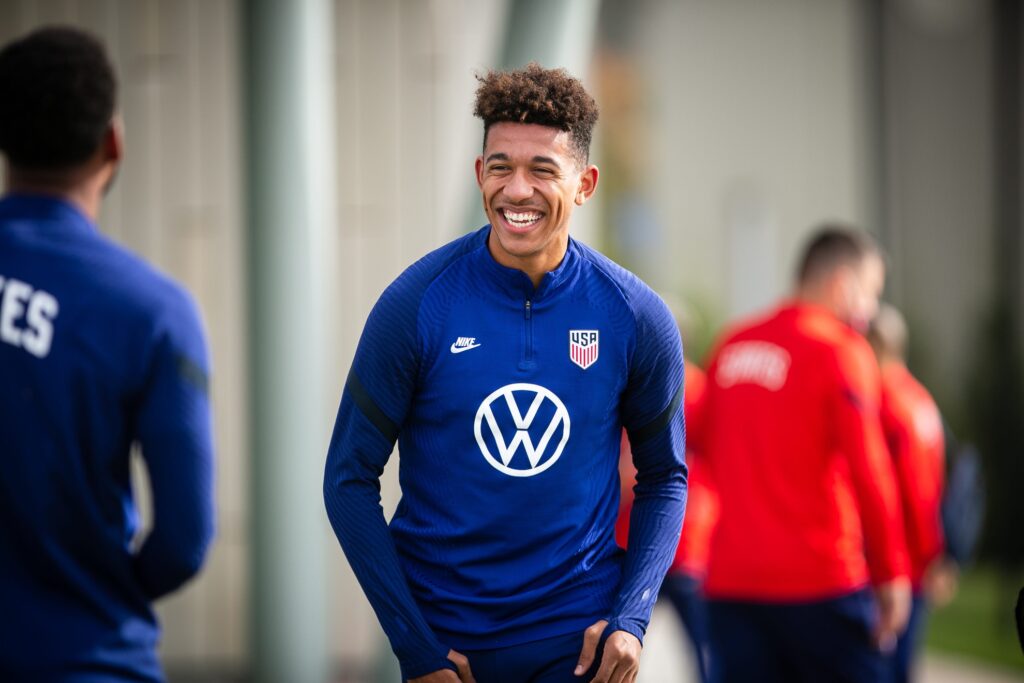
525, 300, 532, 320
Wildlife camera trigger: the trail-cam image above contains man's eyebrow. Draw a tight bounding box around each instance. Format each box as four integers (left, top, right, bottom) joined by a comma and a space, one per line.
483, 153, 563, 167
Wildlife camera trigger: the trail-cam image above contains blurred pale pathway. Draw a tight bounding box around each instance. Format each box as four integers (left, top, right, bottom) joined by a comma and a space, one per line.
638, 603, 1024, 683
921, 654, 1024, 683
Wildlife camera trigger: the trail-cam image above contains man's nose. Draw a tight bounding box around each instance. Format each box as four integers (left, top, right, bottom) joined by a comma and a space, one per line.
503, 169, 533, 202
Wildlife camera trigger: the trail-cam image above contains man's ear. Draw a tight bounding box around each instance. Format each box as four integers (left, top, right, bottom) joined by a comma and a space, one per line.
575, 164, 599, 206
475, 155, 485, 189
104, 116, 124, 165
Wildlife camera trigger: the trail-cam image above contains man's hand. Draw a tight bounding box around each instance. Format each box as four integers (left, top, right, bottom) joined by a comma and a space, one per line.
574, 620, 642, 683
923, 558, 959, 608
409, 650, 476, 683
874, 577, 911, 653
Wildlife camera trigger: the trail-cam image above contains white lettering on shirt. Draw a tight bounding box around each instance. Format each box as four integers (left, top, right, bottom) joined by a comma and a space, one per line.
716, 341, 790, 391
0, 275, 60, 358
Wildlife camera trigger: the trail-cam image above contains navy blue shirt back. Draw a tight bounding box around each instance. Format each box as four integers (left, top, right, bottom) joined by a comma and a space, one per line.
0, 194, 215, 683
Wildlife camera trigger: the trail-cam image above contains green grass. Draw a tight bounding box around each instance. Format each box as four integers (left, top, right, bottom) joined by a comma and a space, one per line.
925, 565, 1024, 673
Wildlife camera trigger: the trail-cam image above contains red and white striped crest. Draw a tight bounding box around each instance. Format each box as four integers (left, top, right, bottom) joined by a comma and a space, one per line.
569, 330, 599, 370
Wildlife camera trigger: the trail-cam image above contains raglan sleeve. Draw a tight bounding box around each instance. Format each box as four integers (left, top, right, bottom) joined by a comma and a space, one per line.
133, 288, 216, 601
322, 275, 454, 681
831, 341, 909, 585
610, 288, 688, 642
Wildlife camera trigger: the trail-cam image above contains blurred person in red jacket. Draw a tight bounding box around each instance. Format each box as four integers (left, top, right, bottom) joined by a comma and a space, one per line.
697, 225, 911, 683
868, 303, 950, 683
617, 302, 717, 683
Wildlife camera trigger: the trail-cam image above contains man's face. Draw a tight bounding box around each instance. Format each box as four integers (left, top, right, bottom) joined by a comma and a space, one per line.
837, 253, 885, 333
475, 122, 597, 277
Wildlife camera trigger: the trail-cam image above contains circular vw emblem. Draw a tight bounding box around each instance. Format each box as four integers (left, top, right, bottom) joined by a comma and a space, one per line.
473, 382, 571, 477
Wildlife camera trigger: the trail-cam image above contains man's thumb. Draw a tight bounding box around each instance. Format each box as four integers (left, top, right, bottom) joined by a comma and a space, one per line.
575, 620, 607, 676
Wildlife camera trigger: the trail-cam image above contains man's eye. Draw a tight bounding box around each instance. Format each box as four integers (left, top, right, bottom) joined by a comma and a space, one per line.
490, 165, 510, 172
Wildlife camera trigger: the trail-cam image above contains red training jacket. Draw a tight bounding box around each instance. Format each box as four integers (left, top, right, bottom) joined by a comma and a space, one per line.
699, 302, 909, 601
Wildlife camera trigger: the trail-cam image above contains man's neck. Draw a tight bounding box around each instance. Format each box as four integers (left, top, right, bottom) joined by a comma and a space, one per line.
792, 286, 841, 320
486, 234, 568, 290
878, 356, 904, 371
6, 170, 101, 221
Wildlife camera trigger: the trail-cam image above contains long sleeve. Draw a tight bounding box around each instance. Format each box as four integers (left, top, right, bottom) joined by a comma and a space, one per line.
323, 277, 453, 681
609, 290, 688, 641
831, 342, 909, 585
133, 290, 216, 600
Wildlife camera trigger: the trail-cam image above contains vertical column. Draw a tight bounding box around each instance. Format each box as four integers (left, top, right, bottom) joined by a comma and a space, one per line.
242, 1, 335, 681
862, 0, 890, 253
978, 0, 1024, 576
993, 0, 1022, 307
877, 0, 994, 398
499, 0, 601, 73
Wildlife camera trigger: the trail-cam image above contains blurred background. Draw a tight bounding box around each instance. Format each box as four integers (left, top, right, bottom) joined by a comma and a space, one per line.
1, 0, 1022, 681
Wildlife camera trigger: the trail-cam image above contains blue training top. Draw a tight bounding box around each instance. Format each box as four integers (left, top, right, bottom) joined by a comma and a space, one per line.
324, 226, 687, 679
0, 194, 215, 683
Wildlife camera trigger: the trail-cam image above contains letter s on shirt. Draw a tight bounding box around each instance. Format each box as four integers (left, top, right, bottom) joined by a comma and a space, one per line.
0, 275, 60, 358
22, 290, 59, 358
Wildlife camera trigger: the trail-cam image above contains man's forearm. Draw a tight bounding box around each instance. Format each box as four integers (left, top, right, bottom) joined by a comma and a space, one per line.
324, 472, 453, 680
135, 435, 215, 600
607, 463, 687, 639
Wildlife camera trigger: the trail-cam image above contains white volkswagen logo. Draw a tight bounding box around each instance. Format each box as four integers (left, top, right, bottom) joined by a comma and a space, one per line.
474, 383, 571, 477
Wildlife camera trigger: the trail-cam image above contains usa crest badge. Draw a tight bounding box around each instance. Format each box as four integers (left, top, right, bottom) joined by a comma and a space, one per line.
569, 330, 599, 370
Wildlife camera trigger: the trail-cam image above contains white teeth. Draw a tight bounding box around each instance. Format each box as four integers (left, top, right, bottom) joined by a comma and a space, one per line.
503, 209, 542, 225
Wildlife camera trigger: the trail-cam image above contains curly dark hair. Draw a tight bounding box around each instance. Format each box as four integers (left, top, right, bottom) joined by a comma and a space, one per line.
474, 62, 598, 166
0, 26, 116, 170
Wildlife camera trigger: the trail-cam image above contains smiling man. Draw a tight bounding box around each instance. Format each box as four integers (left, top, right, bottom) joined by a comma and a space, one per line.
323, 64, 687, 683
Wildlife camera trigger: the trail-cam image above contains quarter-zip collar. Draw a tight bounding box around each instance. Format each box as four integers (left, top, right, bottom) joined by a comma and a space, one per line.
475, 224, 581, 301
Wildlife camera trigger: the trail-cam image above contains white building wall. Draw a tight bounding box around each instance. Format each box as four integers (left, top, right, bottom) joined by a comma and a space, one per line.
625, 0, 872, 324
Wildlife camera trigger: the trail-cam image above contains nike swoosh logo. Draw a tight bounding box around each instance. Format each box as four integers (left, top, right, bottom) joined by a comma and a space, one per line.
450, 343, 482, 354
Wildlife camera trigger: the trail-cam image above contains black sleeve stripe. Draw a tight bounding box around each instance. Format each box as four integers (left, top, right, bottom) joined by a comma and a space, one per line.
346, 368, 400, 444
628, 380, 684, 445
176, 354, 209, 395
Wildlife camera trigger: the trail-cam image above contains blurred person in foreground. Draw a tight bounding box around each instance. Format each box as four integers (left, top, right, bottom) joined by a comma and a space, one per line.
0, 27, 215, 682
323, 64, 687, 683
697, 226, 911, 683
616, 301, 716, 683
868, 303, 950, 683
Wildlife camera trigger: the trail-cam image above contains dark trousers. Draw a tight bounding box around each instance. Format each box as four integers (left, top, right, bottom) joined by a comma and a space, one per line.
459, 629, 606, 683
708, 589, 885, 683
891, 594, 928, 683
660, 573, 712, 683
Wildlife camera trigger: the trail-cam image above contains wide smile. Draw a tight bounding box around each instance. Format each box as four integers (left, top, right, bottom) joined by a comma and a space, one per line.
497, 207, 545, 234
